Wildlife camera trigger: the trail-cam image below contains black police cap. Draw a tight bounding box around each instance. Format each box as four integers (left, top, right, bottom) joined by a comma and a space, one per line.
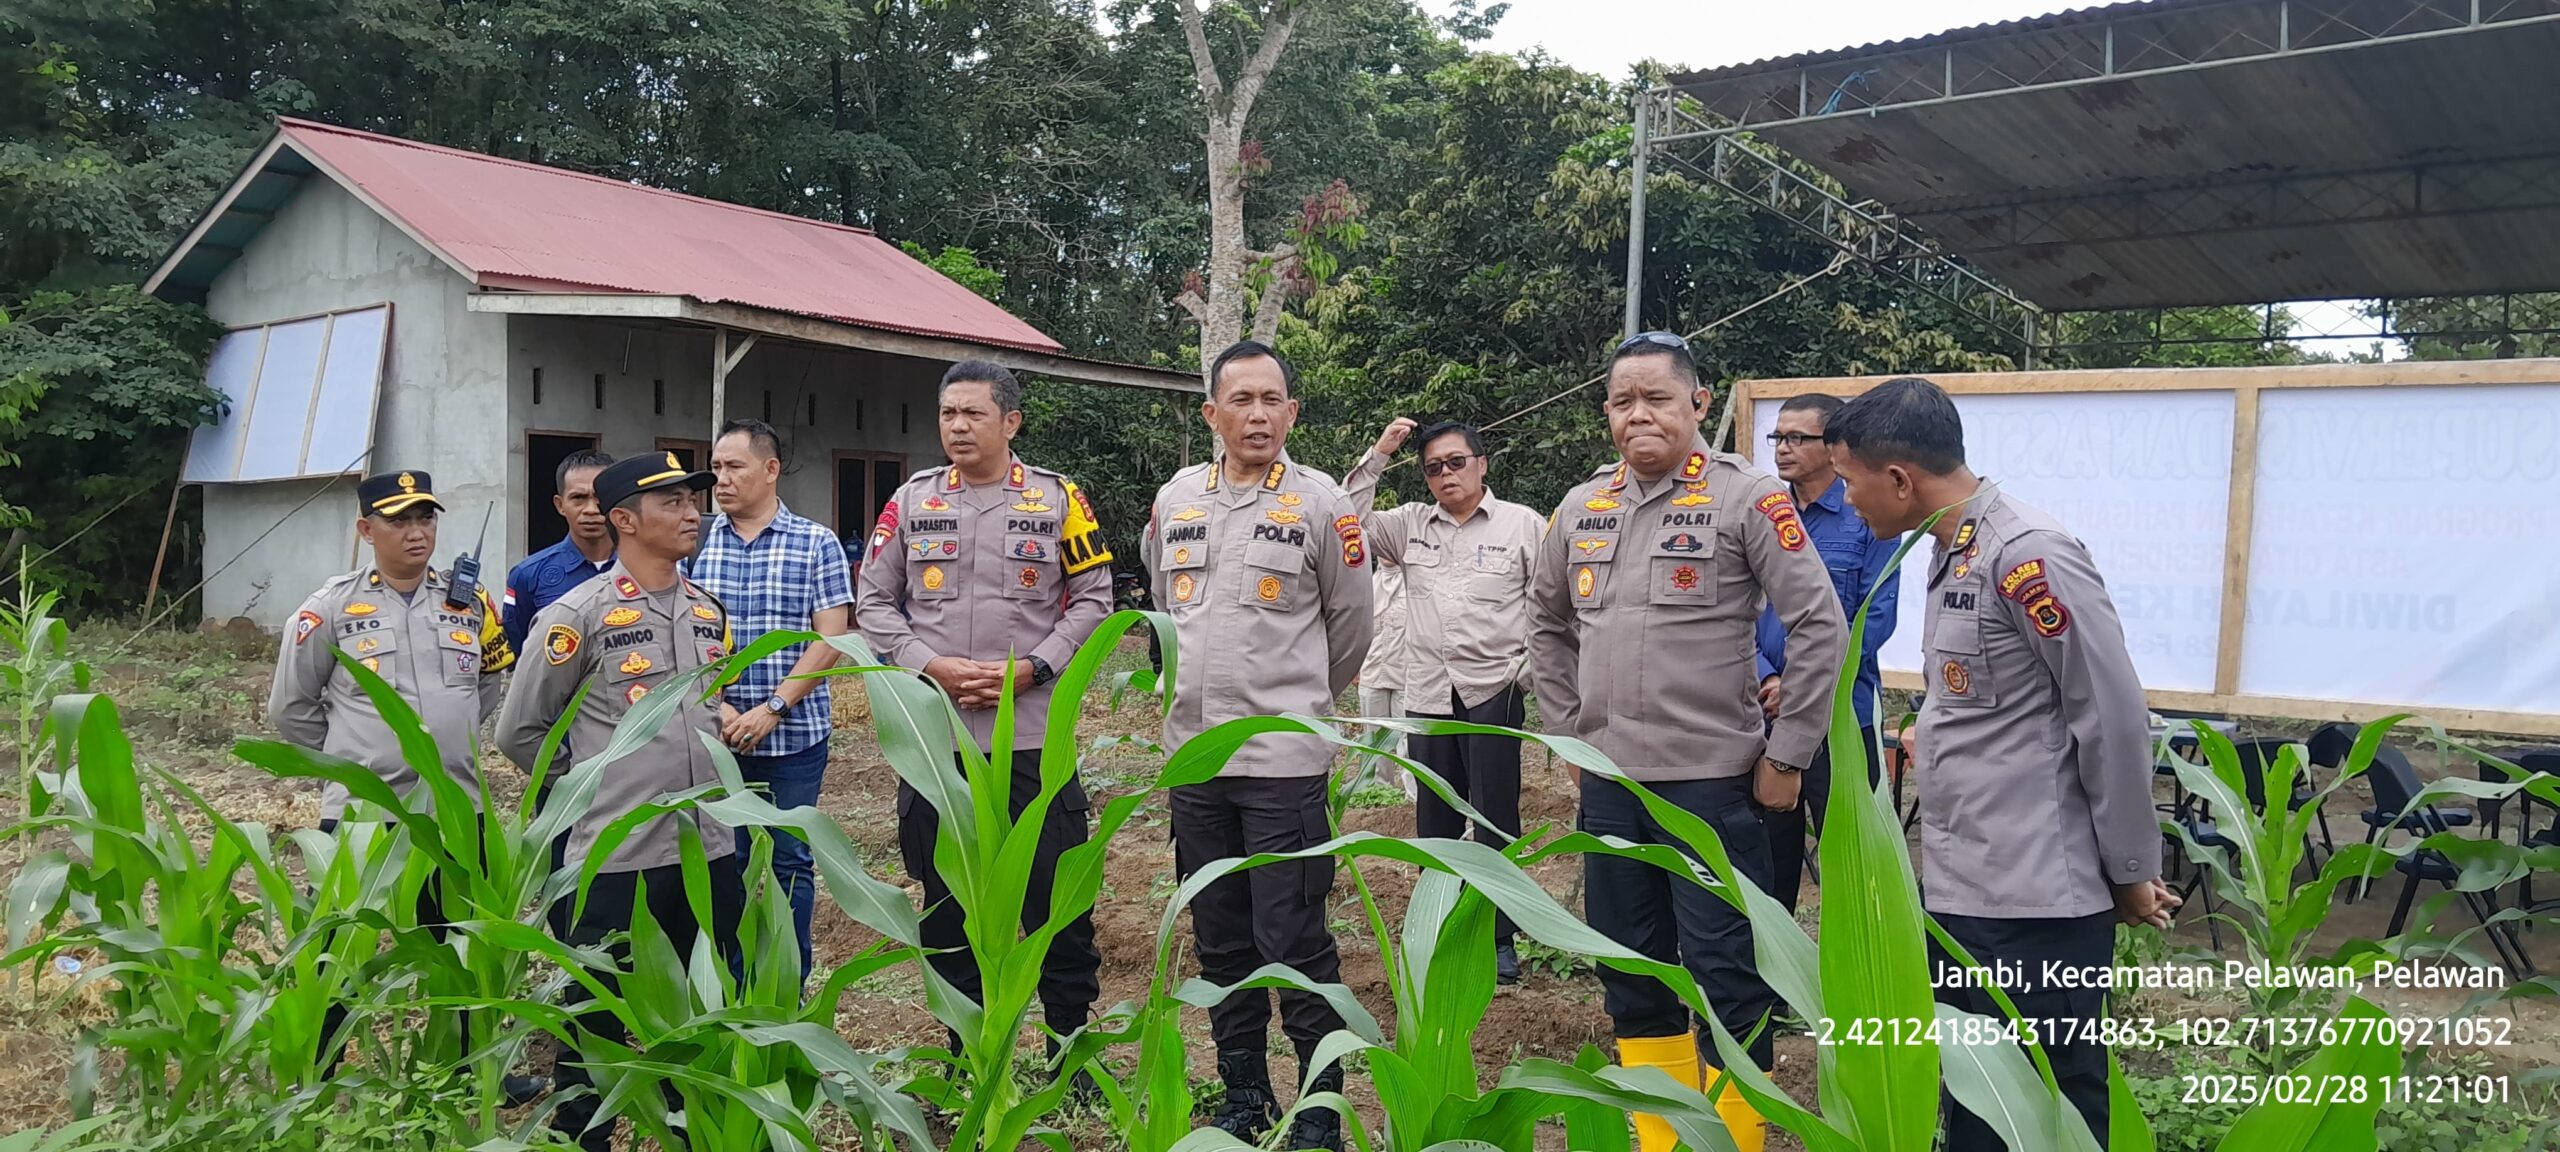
595, 451, 713, 511
358, 470, 444, 517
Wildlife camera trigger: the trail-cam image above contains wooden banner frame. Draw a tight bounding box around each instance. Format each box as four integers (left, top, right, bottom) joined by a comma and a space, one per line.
1735, 358, 2560, 738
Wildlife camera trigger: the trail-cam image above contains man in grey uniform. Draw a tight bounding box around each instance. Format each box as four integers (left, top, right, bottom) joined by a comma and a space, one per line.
856, 359, 1114, 1058
272, 469, 515, 824
269, 469, 523, 1088
1526, 333, 1845, 1152
1825, 376, 2176, 1149
1142, 339, 1372, 1150
497, 451, 745, 1152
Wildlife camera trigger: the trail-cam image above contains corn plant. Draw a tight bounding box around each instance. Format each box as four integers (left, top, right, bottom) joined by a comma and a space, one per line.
1, 569, 89, 821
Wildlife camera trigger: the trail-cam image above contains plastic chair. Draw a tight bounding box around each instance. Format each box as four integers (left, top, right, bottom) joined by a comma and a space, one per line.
2170, 816, 2238, 952
2361, 748, 2533, 978
2508, 750, 2560, 912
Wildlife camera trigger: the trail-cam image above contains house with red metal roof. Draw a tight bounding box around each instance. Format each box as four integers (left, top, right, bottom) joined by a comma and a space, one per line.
145, 117, 1191, 629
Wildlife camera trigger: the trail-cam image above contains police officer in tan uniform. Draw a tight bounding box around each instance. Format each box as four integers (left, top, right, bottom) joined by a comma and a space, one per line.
1526, 333, 1846, 1152
268, 468, 524, 1090
1824, 377, 2174, 1150
271, 469, 515, 823
1142, 340, 1372, 1151
855, 360, 1114, 1057
496, 452, 743, 1152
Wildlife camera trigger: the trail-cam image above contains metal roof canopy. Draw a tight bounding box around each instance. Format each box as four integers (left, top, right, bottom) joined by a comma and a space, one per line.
1660, 0, 2560, 311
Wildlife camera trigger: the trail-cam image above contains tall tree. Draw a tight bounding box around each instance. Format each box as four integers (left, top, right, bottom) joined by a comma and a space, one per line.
1170, 0, 1310, 376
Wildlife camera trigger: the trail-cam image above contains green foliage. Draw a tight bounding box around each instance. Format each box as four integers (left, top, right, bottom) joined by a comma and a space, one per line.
902, 243, 1006, 302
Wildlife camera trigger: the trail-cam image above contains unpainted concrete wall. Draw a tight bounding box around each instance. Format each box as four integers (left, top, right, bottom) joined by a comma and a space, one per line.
502, 316, 949, 548
198, 179, 508, 629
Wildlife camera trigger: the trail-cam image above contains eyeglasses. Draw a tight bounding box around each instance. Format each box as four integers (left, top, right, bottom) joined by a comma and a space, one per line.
1422, 454, 1480, 477
1616, 331, 1690, 353
1766, 432, 1827, 448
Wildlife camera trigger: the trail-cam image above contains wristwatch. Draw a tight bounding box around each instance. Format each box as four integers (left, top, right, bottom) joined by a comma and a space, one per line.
763, 694, 790, 716
1767, 756, 1804, 774
1028, 656, 1057, 688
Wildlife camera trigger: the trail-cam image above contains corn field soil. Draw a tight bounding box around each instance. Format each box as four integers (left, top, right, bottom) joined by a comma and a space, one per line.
7, 626, 2559, 1149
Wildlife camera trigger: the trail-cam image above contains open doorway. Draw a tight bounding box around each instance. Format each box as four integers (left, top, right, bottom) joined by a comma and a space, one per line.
834, 451, 907, 567
525, 431, 601, 554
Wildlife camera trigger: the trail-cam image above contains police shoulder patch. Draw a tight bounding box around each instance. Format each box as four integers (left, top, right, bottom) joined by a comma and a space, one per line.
1999, 559, 2048, 601
294, 611, 322, 645
544, 624, 582, 666
1335, 514, 1365, 569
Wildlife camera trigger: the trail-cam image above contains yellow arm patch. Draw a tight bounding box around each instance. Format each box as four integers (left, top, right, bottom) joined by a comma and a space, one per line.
1059, 480, 1116, 576
475, 587, 517, 673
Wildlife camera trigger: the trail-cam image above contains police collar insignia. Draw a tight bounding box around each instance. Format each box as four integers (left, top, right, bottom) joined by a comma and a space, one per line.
1604, 462, 1629, 491
1953, 519, 1976, 549
614, 575, 643, 599
1008, 461, 1027, 490
942, 467, 965, 492
1263, 461, 1287, 491
1678, 452, 1706, 482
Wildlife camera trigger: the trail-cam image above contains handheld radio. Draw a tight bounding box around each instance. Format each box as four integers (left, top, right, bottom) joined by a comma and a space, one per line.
444, 505, 495, 611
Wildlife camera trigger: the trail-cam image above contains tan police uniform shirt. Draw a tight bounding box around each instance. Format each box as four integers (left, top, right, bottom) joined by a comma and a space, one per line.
1340, 448, 1544, 710
270, 566, 514, 819
1142, 455, 1375, 778
1917, 483, 2159, 918
854, 458, 1116, 753
495, 562, 737, 874
1526, 439, 1847, 780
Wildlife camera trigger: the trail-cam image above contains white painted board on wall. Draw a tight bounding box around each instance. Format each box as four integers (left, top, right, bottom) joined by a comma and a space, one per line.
182, 304, 389, 483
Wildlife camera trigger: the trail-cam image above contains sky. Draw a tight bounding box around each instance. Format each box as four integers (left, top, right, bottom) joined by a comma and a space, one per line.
1425, 0, 2395, 355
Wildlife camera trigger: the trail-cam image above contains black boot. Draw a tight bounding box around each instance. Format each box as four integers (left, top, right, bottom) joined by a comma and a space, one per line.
1285, 1048, 1346, 1151
1209, 1047, 1280, 1140
1495, 940, 1522, 986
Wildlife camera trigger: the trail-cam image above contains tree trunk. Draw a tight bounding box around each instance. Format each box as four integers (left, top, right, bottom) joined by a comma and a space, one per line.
831, 55, 852, 225
1176, 0, 1308, 385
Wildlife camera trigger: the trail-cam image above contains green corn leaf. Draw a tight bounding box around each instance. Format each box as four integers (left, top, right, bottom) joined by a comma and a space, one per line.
2110, 1047, 2156, 1152
1816, 518, 1941, 1152
2213, 998, 2397, 1151
1935, 1003, 2101, 1152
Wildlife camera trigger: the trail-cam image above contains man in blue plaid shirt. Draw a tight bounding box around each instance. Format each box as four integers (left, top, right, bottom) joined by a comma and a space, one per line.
688, 418, 853, 979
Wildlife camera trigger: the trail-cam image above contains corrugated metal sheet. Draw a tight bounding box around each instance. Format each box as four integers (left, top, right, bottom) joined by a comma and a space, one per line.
270, 119, 1064, 353
1666, 0, 2560, 308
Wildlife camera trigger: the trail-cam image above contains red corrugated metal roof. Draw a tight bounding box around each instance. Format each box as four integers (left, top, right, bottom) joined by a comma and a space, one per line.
277, 117, 1064, 353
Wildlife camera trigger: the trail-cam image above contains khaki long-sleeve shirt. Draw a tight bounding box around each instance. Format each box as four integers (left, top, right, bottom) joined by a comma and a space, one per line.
1917, 483, 2160, 918
1339, 449, 1543, 711
496, 562, 736, 874
268, 566, 514, 820
1527, 440, 1846, 780
854, 459, 1116, 753
1142, 455, 1375, 778
1359, 561, 1410, 694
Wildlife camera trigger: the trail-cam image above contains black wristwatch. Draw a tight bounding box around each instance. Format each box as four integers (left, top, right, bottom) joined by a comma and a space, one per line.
1767, 756, 1804, 774
763, 694, 791, 716
1028, 656, 1056, 688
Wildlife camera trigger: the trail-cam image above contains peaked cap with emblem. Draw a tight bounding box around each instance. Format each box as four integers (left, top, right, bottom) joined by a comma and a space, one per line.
358, 469, 445, 517
595, 451, 713, 510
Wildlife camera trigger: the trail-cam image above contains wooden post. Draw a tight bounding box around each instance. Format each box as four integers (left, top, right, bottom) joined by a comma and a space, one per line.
2213, 386, 2262, 697
140, 479, 187, 619
711, 327, 758, 442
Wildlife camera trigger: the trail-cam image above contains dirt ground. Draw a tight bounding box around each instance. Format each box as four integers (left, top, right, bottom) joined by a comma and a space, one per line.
3, 625, 2556, 1148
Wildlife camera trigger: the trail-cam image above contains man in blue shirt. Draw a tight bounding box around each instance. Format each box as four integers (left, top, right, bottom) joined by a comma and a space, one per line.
689, 418, 854, 981
501, 449, 617, 653
1753, 392, 1903, 916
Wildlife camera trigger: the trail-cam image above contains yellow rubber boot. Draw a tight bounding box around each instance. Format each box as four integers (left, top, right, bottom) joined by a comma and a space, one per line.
1701, 1064, 1767, 1152
1617, 1033, 1704, 1152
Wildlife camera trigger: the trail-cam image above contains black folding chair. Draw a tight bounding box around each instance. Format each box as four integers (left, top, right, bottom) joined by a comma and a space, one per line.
2507, 750, 2560, 913
2305, 724, 2473, 903
2359, 748, 2533, 978
2169, 815, 2238, 952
